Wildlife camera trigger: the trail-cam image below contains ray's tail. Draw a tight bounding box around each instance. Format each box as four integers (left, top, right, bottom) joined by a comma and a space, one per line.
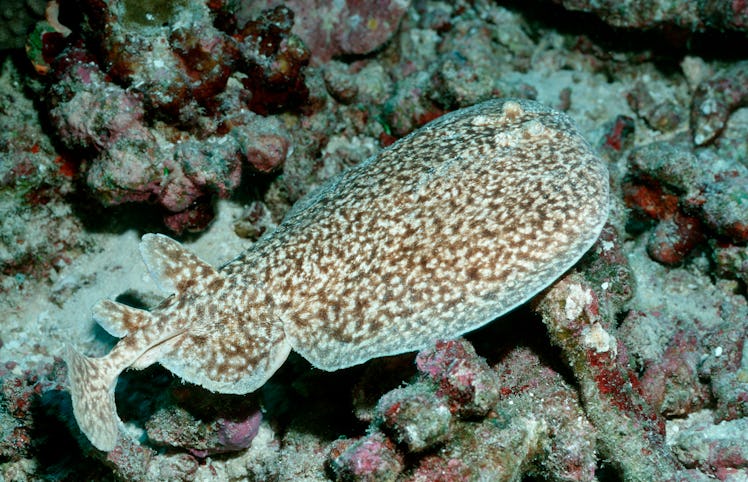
66, 344, 123, 451
66, 234, 223, 450
66, 298, 166, 451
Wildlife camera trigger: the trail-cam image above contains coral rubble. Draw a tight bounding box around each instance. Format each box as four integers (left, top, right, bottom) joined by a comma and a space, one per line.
1, 0, 748, 480
39, 0, 302, 232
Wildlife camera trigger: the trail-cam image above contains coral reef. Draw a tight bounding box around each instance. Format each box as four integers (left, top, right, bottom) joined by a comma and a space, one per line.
0, 0, 46, 51
328, 432, 404, 481
690, 61, 748, 147
626, 81, 684, 133
623, 139, 748, 265
556, 0, 748, 31
0, 358, 111, 480
38, 0, 301, 232
536, 269, 680, 480
145, 393, 262, 458
327, 338, 599, 481
669, 411, 748, 476
0, 59, 84, 286
237, 0, 411, 63
1, 0, 748, 480
0, 359, 65, 461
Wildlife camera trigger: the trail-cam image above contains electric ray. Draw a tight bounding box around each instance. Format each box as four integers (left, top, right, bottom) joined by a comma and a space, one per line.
67, 98, 609, 451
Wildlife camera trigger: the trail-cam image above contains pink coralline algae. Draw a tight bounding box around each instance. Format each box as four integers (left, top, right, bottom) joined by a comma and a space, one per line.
143, 382, 263, 457
535, 255, 682, 480
37, 1, 301, 232
237, 0, 411, 63
0, 358, 89, 478
78, 0, 238, 117
640, 328, 711, 417
415, 339, 500, 417
670, 412, 748, 478
103, 437, 199, 482
620, 308, 748, 423
404, 456, 473, 482
492, 347, 598, 482
598, 114, 636, 160
0, 60, 84, 282
146, 406, 262, 458
232, 5, 311, 115
624, 141, 748, 265
329, 337, 600, 481
712, 243, 748, 285
375, 382, 452, 453
327, 432, 404, 482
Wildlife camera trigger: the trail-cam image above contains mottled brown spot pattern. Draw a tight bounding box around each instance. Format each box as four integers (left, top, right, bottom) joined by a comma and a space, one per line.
226, 98, 609, 370
68, 99, 608, 452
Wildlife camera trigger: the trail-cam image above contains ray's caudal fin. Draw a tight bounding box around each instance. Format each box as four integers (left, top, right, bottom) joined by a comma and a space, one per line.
67, 298, 158, 450
66, 344, 126, 451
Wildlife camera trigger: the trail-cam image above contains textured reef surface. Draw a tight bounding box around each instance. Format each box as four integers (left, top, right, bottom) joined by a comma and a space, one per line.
1, 0, 748, 480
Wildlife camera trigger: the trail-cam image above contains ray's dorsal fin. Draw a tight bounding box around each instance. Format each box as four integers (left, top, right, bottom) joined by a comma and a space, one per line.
92, 299, 151, 338
139, 234, 222, 295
